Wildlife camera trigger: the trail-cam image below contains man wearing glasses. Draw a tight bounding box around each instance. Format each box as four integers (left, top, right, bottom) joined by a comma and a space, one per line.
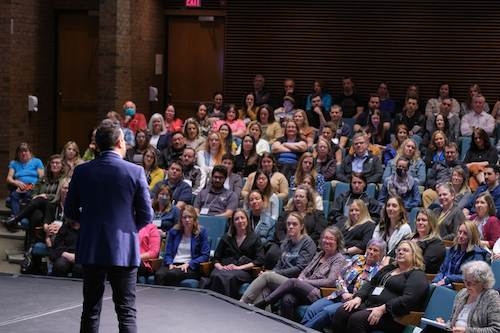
158, 131, 186, 169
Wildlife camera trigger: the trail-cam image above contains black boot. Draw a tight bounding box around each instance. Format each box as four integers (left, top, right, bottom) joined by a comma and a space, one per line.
1, 216, 20, 232
253, 300, 268, 309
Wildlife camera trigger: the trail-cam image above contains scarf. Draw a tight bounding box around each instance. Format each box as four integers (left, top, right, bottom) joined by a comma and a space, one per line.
387, 173, 414, 197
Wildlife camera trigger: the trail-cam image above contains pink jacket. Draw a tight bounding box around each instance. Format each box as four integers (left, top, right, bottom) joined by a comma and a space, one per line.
139, 223, 161, 273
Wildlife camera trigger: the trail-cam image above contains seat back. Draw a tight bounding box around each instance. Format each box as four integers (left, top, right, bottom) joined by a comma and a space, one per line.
366, 183, 376, 198
408, 207, 420, 232
411, 134, 421, 148
241, 178, 246, 188
334, 182, 350, 202
420, 286, 458, 328
461, 137, 471, 161
341, 118, 357, 138
491, 259, 500, 290
278, 198, 284, 215
323, 181, 332, 202
198, 215, 228, 252
323, 200, 330, 219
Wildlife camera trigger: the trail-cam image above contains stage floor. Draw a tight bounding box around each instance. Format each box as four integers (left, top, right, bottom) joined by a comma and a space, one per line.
0, 273, 315, 332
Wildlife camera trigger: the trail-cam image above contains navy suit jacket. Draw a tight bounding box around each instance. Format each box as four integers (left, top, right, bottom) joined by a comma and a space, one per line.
163, 227, 210, 270
65, 150, 153, 267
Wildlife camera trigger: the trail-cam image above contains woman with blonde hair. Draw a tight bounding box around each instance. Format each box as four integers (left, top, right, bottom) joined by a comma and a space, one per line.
147, 113, 167, 149
382, 138, 426, 185
197, 131, 226, 177
236, 120, 270, 155
386, 209, 446, 273
315, 138, 337, 181
432, 220, 489, 287
183, 118, 206, 155
154, 205, 210, 286
141, 147, 164, 192
340, 199, 376, 257
384, 124, 409, 164
293, 110, 314, 147
60, 141, 83, 177
289, 152, 325, 196
423, 130, 447, 169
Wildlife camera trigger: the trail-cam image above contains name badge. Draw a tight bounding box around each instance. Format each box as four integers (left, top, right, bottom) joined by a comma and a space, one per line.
152, 219, 162, 227
372, 287, 384, 296
343, 206, 350, 217
54, 220, 63, 227
200, 208, 210, 215
183, 179, 193, 187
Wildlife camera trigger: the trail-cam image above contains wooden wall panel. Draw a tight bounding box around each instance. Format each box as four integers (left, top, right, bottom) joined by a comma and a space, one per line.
166, 0, 500, 109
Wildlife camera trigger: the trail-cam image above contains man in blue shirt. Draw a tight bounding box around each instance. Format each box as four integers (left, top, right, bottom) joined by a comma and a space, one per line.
463, 164, 500, 220
150, 160, 192, 209
107, 111, 135, 149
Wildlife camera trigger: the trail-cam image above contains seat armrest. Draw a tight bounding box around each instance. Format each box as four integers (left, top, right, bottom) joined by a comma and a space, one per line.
426, 274, 436, 282
200, 261, 213, 277
320, 287, 337, 298
394, 311, 424, 327
149, 258, 163, 272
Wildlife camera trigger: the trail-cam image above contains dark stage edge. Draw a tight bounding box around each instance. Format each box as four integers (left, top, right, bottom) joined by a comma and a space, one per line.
0, 273, 317, 332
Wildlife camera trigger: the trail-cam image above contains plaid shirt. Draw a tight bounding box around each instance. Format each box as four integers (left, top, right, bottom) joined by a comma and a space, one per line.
330, 254, 380, 299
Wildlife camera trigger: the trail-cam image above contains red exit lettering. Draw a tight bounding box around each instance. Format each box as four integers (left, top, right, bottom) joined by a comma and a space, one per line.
186, 0, 200, 7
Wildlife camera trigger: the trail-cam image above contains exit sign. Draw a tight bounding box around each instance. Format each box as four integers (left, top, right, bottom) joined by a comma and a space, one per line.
186, 0, 200, 7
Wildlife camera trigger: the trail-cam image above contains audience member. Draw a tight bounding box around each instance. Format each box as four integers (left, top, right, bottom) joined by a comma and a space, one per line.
192, 102, 212, 138
373, 196, 412, 253
6, 142, 44, 217
348, 127, 382, 161
60, 141, 83, 177
257, 104, 281, 144
354, 94, 391, 132
317, 105, 350, 147
425, 82, 460, 117
147, 113, 167, 149
422, 112, 458, 152
238, 121, 270, 155
243, 172, 279, 220
82, 127, 100, 161
181, 147, 206, 196
240, 212, 316, 307
315, 124, 342, 161
137, 222, 160, 281
461, 94, 495, 136
107, 111, 135, 148
377, 81, 395, 116
208, 209, 264, 299
43, 178, 71, 249
164, 104, 183, 133
125, 129, 150, 165
273, 96, 298, 124
385, 209, 446, 273
468, 192, 500, 248
197, 131, 225, 177
294, 110, 314, 147
383, 138, 426, 186
301, 239, 386, 331
183, 119, 206, 155
218, 123, 237, 155
368, 109, 391, 149
50, 219, 82, 278
336, 76, 365, 118
245, 189, 277, 241
254, 226, 347, 320
464, 128, 498, 191
253, 74, 271, 106
122, 100, 147, 135
433, 183, 467, 240
432, 221, 488, 287
378, 157, 421, 210
423, 130, 447, 170
272, 120, 308, 178
266, 186, 328, 268
151, 184, 180, 237
332, 241, 429, 333
306, 79, 333, 112
315, 138, 338, 181
400, 84, 425, 115
141, 147, 164, 192
433, 168, 472, 210
205, 153, 243, 197
290, 152, 325, 196
234, 135, 259, 178
150, 160, 192, 210
337, 200, 377, 257
384, 124, 409, 164
460, 83, 490, 117
241, 152, 289, 201
194, 165, 239, 218
207, 91, 226, 123
463, 164, 500, 220
422, 143, 468, 207
306, 93, 330, 130
299, 174, 325, 210
239, 91, 259, 122
158, 131, 186, 169
393, 96, 426, 137
329, 172, 380, 225
274, 78, 304, 110
337, 133, 383, 184
154, 205, 210, 286
425, 98, 460, 142
213, 104, 246, 144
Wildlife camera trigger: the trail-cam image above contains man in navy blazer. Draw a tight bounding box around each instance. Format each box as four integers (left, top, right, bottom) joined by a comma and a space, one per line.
65, 119, 153, 333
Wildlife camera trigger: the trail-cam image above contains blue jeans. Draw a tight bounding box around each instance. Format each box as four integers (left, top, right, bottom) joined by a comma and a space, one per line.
81, 264, 138, 333
301, 296, 344, 330
9, 190, 30, 215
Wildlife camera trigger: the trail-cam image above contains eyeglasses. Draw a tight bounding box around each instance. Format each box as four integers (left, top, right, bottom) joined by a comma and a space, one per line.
396, 248, 411, 253
213, 176, 225, 180
294, 195, 306, 199
322, 236, 337, 242
464, 279, 478, 287
50, 161, 61, 165
137, 135, 147, 139
474, 137, 482, 141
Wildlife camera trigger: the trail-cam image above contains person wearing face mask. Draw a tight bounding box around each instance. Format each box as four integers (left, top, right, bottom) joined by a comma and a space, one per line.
382, 138, 426, 186
151, 184, 180, 238
150, 160, 192, 210
378, 157, 421, 211
121, 100, 147, 135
